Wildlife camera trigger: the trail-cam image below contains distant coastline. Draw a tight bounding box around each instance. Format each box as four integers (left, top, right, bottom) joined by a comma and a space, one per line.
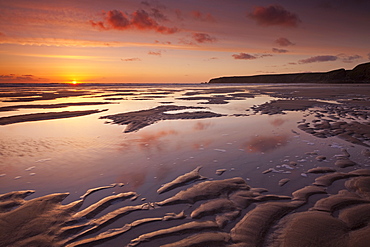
208, 62, 370, 84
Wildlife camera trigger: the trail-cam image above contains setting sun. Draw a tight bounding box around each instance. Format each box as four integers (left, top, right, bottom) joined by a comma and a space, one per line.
71, 80, 78, 85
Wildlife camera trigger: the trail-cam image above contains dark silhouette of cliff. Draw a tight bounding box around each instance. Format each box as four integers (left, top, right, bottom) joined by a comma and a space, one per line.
208, 62, 370, 84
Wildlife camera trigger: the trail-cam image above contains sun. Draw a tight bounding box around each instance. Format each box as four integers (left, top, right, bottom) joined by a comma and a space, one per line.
71, 80, 77, 85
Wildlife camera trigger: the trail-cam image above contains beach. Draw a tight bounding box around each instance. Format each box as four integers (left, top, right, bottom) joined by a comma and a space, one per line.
1, 83, 370, 247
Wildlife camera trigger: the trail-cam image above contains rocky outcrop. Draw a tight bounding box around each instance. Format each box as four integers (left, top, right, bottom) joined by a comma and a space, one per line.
209, 62, 370, 84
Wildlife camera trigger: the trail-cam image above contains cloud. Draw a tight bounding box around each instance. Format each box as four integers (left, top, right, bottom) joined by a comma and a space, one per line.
316, 1, 335, 10
191, 11, 216, 22
148, 51, 162, 56
121, 58, 141, 62
0, 74, 48, 82
192, 32, 217, 43
260, 54, 273, 58
275, 37, 294, 46
232, 53, 257, 60
175, 9, 184, 20
106, 10, 130, 30
150, 8, 168, 21
90, 9, 178, 34
141, 1, 150, 7
232, 53, 272, 60
272, 48, 288, 53
154, 40, 171, 45
338, 54, 362, 63
0, 32, 5, 36
298, 55, 338, 64
248, 5, 301, 27
368, 53, 370, 60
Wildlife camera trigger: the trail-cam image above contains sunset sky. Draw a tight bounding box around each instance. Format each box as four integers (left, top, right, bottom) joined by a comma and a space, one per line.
0, 0, 369, 83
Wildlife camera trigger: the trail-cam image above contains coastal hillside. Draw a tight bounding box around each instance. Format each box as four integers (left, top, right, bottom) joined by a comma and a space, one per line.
208, 62, 370, 84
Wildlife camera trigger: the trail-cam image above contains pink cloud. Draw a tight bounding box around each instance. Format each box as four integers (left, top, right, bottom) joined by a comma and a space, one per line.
148, 51, 162, 56
248, 5, 301, 27
298, 55, 337, 64
90, 20, 108, 30
191, 11, 216, 22
272, 48, 288, 53
90, 9, 178, 34
192, 32, 217, 43
121, 58, 141, 62
154, 40, 171, 45
275, 37, 294, 46
232, 53, 257, 60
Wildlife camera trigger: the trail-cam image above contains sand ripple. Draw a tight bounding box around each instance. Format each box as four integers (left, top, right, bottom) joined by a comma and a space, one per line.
2, 165, 370, 246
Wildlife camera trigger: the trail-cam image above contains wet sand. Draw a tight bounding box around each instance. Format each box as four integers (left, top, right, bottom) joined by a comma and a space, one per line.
1, 163, 370, 246
1, 83, 370, 246
0, 102, 115, 112
100, 105, 224, 133
0, 109, 107, 125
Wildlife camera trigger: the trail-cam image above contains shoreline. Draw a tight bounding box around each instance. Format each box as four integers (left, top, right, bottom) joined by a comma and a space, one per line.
1, 83, 370, 246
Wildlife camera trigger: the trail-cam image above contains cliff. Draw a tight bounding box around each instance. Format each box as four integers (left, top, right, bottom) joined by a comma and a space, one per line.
208, 62, 370, 84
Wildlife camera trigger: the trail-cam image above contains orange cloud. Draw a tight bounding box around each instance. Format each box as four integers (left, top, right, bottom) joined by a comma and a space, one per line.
148, 51, 162, 56
121, 58, 141, 62
90, 9, 179, 34
248, 5, 301, 27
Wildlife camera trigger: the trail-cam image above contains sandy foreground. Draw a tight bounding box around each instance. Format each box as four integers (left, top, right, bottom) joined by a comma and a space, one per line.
1, 84, 370, 247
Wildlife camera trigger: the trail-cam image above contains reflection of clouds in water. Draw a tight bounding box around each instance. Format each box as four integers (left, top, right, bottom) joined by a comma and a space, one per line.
242, 134, 289, 153
193, 121, 212, 131
137, 130, 178, 151
0, 137, 97, 157
117, 121, 214, 153
192, 139, 214, 150
139, 130, 178, 144
115, 170, 147, 191
117, 129, 179, 152
115, 163, 174, 191
155, 164, 174, 183
270, 118, 287, 127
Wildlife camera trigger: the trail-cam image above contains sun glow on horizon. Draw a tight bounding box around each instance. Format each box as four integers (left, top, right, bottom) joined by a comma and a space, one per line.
68, 80, 78, 85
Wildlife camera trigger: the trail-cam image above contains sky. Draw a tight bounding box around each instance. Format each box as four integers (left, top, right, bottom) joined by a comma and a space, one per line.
0, 0, 369, 84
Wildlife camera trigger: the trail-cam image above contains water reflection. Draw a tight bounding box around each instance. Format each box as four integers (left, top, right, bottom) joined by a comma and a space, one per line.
118, 129, 179, 152
242, 134, 289, 153
269, 118, 287, 127
193, 121, 212, 131
192, 139, 214, 150
115, 169, 147, 191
